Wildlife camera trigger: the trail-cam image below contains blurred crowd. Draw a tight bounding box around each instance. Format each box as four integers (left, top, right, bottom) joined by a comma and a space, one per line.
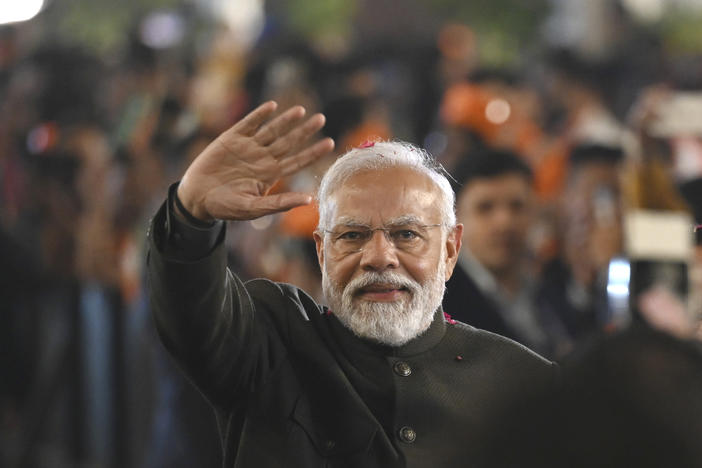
1, 1, 702, 467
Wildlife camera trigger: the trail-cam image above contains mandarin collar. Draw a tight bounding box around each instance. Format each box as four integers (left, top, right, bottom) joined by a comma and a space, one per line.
326, 307, 447, 357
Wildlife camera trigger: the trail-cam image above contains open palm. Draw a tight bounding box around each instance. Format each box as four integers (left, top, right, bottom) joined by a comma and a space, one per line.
177, 101, 334, 222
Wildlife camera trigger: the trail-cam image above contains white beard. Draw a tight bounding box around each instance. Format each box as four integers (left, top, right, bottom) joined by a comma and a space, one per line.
322, 253, 447, 347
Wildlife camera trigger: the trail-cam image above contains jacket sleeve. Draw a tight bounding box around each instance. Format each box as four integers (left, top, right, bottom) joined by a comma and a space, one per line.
146, 199, 291, 412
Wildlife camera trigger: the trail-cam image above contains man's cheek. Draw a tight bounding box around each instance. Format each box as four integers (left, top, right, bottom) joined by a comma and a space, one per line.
403, 258, 431, 280
326, 258, 355, 286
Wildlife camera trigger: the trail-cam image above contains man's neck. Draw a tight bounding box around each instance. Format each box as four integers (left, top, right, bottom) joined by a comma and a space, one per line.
459, 250, 524, 299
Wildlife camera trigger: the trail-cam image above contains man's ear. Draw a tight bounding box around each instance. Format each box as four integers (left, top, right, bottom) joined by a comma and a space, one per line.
313, 231, 324, 270
444, 224, 463, 281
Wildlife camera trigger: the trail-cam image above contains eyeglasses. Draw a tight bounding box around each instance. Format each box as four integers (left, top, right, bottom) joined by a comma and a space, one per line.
321, 223, 442, 256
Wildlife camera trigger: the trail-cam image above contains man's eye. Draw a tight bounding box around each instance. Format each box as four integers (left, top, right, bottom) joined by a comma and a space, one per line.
392, 230, 419, 240
476, 201, 494, 214
510, 200, 525, 212
338, 231, 365, 241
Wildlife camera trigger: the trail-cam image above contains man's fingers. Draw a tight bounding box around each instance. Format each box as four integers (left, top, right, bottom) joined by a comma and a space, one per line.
254, 106, 306, 147
267, 113, 327, 158
230, 101, 278, 135
280, 138, 335, 177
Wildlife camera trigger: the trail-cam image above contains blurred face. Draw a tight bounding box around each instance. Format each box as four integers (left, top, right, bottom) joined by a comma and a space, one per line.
314, 167, 462, 346
564, 163, 623, 283
458, 173, 533, 273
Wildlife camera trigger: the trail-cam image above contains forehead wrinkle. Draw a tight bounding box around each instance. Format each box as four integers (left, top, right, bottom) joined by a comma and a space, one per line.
333, 215, 370, 228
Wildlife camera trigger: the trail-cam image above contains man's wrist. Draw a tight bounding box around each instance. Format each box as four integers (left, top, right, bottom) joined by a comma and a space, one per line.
160, 182, 225, 261
176, 180, 216, 224
172, 183, 216, 228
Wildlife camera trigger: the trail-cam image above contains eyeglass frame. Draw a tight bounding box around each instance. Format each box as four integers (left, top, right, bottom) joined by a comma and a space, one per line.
317, 217, 445, 255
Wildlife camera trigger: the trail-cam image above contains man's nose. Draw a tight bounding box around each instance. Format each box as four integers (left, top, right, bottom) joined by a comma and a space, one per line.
359, 230, 399, 272
493, 205, 513, 228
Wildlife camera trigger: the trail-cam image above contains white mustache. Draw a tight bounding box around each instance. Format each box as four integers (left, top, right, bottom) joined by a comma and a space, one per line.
345, 271, 419, 297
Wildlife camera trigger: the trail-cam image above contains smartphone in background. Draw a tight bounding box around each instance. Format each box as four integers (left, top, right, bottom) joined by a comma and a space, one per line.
606, 210, 694, 327
606, 257, 632, 328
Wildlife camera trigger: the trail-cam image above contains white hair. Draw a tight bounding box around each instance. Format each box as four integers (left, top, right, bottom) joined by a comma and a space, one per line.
316, 141, 456, 231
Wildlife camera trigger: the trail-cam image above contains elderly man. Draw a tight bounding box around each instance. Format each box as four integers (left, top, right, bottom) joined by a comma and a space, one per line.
147, 102, 555, 467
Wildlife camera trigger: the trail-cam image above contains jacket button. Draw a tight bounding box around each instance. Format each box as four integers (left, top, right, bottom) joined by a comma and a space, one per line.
325, 440, 336, 451
393, 361, 412, 377
398, 426, 416, 443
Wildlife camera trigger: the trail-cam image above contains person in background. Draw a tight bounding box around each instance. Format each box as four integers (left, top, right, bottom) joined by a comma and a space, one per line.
481, 324, 702, 468
443, 149, 564, 357
537, 143, 625, 354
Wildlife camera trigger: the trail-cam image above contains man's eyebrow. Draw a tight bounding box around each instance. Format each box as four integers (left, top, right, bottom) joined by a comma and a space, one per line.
331, 214, 429, 229
332, 217, 370, 228
384, 215, 425, 226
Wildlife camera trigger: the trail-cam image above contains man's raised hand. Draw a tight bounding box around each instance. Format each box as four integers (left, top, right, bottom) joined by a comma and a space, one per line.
177, 101, 334, 222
